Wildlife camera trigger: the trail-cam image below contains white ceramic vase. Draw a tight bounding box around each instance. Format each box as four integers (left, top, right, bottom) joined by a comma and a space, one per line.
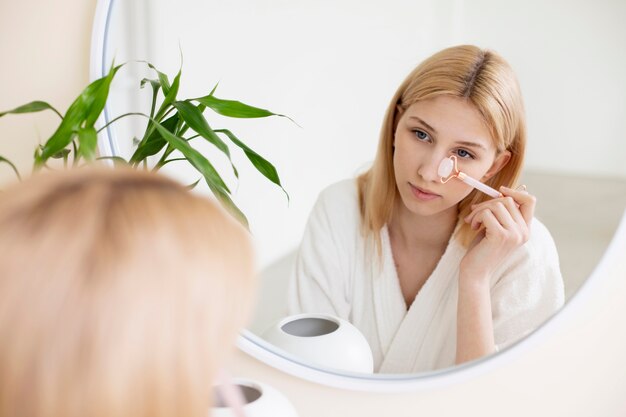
262, 313, 374, 373
211, 378, 298, 417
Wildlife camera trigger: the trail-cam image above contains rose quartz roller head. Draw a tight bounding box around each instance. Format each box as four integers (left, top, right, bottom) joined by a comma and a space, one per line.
438, 156, 502, 198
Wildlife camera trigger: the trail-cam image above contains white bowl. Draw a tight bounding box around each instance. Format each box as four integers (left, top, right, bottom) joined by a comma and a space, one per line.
262, 313, 374, 373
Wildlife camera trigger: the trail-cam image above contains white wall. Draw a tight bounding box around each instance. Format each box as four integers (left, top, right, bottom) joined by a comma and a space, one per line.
0, 0, 96, 186
101, 0, 626, 268
451, 0, 626, 179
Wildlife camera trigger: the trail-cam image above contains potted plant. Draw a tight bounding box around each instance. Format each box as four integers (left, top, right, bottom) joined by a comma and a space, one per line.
0, 61, 291, 226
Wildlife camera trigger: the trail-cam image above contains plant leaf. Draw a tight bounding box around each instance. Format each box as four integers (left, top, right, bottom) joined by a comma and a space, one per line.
193, 95, 285, 119
0, 101, 63, 119
84, 68, 119, 127
152, 121, 247, 225
186, 178, 201, 190
206, 182, 249, 228
152, 119, 230, 195
0, 155, 22, 180
141, 78, 162, 121
37, 63, 123, 164
172, 100, 239, 178
76, 126, 98, 160
140, 78, 161, 91
50, 148, 72, 159
144, 62, 171, 95
216, 128, 288, 200
96, 155, 129, 167
130, 113, 179, 163
208, 82, 219, 96
155, 157, 186, 168
155, 69, 181, 119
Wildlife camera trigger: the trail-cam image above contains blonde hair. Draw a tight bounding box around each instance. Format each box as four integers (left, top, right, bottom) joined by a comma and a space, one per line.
0, 168, 255, 417
358, 45, 526, 250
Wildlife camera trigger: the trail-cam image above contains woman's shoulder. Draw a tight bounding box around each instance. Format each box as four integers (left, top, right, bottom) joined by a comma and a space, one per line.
315, 178, 360, 214
307, 178, 362, 238
527, 217, 559, 259
496, 216, 561, 275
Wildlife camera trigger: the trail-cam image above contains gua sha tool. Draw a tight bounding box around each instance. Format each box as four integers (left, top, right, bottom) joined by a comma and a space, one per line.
438, 155, 503, 198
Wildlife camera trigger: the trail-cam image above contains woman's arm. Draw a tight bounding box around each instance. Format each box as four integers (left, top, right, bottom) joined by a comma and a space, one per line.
456, 273, 496, 363
455, 186, 536, 364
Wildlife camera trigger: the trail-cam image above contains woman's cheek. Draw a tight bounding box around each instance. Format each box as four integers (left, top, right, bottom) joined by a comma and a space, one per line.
446, 181, 474, 204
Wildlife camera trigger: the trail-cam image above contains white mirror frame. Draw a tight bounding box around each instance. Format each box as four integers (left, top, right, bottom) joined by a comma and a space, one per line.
90, 0, 626, 393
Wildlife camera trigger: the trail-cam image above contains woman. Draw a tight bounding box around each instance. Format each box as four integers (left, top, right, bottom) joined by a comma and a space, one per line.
289, 45, 564, 373
0, 168, 255, 417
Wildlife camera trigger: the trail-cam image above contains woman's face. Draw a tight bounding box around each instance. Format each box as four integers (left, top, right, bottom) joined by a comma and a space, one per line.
392, 95, 510, 218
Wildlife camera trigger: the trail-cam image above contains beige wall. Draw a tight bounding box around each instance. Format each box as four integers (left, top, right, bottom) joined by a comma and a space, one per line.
0, 0, 97, 186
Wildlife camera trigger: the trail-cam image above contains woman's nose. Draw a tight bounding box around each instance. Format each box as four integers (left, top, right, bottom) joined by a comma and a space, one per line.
417, 154, 445, 183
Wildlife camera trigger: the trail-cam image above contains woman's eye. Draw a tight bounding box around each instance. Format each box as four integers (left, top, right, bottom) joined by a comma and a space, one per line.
456, 149, 474, 159
413, 130, 430, 141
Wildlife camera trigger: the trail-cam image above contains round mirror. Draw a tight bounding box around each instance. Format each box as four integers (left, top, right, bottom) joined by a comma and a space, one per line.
92, 0, 626, 386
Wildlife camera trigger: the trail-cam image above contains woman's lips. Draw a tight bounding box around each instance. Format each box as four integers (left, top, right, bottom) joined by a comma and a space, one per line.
409, 183, 441, 201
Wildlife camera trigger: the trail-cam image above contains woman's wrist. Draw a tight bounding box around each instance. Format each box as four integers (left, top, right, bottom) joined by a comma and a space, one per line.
459, 266, 493, 289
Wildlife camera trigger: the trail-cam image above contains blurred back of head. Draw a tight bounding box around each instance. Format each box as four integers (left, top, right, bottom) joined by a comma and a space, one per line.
0, 167, 256, 417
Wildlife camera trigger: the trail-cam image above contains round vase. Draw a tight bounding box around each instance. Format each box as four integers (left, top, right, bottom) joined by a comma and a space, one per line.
262, 313, 374, 373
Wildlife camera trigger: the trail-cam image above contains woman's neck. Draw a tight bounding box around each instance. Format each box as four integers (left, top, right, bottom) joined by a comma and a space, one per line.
388, 200, 458, 251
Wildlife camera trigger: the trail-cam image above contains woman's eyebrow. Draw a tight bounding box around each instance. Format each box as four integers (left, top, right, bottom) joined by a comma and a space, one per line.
408, 116, 437, 133
455, 140, 487, 151
408, 116, 488, 151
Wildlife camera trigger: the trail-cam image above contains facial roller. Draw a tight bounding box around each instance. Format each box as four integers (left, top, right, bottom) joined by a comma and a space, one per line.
438, 155, 503, 198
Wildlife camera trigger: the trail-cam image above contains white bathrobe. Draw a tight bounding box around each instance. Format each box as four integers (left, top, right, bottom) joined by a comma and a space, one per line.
288, 179, 565, 373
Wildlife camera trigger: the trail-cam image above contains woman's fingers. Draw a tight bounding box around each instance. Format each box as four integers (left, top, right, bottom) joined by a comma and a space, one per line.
468, 202, 529, 246
464, 188, 534, 246
474, 209, 503, 235
464, 187, 536, 228
460, 185, 535, 278
499, 194, 527, 231
469, 201, 515, 233
500, 186, 536, 225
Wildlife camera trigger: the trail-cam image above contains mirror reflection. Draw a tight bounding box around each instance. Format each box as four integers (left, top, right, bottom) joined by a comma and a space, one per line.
288, 45, 565, 373
102, 0, 626, 376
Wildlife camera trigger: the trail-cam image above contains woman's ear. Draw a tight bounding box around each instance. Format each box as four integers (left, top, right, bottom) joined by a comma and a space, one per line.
482, 150, 511, 180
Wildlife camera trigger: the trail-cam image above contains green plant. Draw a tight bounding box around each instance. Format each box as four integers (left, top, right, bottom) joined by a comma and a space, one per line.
0, 61, 291, 226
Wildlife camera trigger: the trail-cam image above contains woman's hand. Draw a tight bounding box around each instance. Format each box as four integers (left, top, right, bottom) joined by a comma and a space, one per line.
455, 186, 535, 364
460, 186, 536, 282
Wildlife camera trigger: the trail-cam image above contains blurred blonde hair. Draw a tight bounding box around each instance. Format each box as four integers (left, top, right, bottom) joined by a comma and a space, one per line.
0, 167, 255, 417
358, 44, 526, 250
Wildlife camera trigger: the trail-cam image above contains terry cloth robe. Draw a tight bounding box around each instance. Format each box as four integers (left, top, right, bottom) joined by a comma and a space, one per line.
288, 179, 565, 373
